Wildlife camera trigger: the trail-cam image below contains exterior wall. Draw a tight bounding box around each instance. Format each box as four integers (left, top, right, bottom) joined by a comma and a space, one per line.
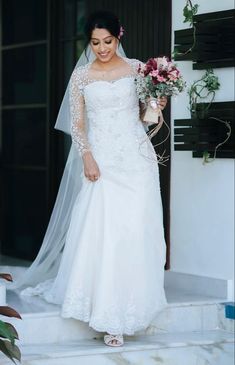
170, 0, 234, 288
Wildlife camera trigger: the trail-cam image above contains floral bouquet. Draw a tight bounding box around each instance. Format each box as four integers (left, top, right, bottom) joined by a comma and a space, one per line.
136, 56, 186, 125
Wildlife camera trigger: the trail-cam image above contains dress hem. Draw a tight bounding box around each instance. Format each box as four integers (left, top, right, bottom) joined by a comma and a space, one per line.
60, 302, 168, 335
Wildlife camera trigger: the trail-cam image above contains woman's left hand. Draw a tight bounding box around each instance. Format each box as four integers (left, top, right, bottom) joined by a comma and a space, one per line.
158, 96, 168, 110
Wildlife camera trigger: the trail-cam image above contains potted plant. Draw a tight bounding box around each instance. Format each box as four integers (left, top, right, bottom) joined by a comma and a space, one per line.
0, 274, 21, 363
188, 69, 220, 119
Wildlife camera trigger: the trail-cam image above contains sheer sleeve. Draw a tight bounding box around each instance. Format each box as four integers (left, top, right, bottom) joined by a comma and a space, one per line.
130, 59, 148, 123
69, 67, 91, 156
130, 58, 145, 73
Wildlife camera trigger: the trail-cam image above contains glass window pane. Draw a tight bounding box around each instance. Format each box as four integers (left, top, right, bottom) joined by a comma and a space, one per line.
2, 108, 46, 166
63, 41, 75, 86
63, 0, 76, 38
76, 1, 86, 36
63, 0, 86, 38
2, 0, 47, 45
1, 170, 47, 260
62, 39, 86, 90
76, 39, 86, 59
2, 45, 47, 105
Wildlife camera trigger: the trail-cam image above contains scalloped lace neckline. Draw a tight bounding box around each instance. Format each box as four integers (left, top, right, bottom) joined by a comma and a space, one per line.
86, 57, 136, 84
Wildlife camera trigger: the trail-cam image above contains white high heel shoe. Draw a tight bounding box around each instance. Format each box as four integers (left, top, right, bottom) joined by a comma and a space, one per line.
104, 334, 124, 347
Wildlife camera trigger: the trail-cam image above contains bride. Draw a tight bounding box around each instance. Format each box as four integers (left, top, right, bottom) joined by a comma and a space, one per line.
10, 10, 168, 347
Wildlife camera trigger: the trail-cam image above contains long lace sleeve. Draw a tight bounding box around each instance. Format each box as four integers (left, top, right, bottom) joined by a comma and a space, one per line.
69, 67, 91, 156
130, 59, 147, 123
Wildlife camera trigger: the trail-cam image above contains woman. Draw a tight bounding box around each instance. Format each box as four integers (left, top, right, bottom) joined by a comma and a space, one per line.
13, 11, 168, 347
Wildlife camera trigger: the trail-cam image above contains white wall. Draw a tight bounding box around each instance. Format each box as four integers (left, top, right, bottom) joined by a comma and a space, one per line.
170, 0, 234, 286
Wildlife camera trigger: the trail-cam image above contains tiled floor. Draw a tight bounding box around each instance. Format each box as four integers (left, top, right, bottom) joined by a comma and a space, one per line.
0, 330, 234, 365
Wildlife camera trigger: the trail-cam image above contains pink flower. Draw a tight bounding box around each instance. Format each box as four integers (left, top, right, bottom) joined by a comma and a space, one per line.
118, 26, 125, 39
168, 70, 179, 80
156, 56, 168, 70
157, 75, 166, 82
137, 63, 146, 76
171, 70, 178, 77
135, 54, 185, 101
144, 58, 158, 75
150, 70, 159, 77
167, 62, 174, 71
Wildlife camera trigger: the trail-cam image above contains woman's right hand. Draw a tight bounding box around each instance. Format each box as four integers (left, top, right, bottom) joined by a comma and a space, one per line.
82, 151, 101, 182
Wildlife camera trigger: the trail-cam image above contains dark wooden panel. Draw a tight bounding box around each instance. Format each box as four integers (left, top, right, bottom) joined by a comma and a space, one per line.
174, 101, 235, 158
174, 9, 235, 69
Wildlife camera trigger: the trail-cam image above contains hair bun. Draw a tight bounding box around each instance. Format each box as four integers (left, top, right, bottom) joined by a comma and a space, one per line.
84, 10, 122, 41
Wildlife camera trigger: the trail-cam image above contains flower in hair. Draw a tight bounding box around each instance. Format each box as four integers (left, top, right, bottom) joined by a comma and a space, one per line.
118, 26, 125, 39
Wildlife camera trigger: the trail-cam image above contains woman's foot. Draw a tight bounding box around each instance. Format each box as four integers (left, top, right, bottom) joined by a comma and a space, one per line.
104, 334, 124, 347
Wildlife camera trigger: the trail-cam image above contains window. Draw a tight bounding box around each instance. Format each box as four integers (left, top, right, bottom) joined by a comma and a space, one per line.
0, 0, 86, 260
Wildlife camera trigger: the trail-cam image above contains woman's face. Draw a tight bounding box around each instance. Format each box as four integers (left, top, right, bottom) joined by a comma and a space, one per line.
90, 28, 118, 63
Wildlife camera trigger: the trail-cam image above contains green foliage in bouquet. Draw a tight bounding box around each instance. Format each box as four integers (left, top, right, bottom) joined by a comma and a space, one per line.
136, 57, 186, 103
0, 274, 21, 363
138, 75, 185, 101
136, 75, 177, 102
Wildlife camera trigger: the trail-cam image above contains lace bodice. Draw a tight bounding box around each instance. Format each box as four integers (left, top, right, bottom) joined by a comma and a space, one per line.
68, 57, 144, 157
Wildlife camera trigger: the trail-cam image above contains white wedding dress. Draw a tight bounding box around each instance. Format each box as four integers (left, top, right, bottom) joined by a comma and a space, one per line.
21, 57, 167, 335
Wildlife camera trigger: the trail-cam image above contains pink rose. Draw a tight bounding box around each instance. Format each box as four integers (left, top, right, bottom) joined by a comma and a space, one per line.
150, 70, 159, 77
157, 75, 166, 82
156, 56, 168, 70
168, 71, 178, 80
145, 58, 158, 75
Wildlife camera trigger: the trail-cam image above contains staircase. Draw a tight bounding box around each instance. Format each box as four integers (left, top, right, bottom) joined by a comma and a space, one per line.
0, 270, 234, 365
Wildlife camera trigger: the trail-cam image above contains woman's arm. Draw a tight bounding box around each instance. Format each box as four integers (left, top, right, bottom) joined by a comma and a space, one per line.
69, 69, 100, 182
69, 69, 91, 156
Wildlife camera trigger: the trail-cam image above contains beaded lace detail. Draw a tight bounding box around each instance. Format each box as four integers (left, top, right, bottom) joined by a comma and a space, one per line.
68, 57, 144, 156
21, 278, 167, 335
69, 68, 91, 156
61, 286, 167, 335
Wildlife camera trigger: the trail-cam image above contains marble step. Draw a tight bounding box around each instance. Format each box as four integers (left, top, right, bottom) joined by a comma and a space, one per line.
0, 330, 234, 365
1, 265, 231, 301
3, 300, 231, 345
164, 271, 233, 301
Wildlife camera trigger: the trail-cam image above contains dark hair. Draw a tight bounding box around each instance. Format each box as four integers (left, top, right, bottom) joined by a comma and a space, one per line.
84, 10, 121, 42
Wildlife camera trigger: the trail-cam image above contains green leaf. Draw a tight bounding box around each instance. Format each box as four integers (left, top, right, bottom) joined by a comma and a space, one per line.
0, 322, 19, 344
203, 151, 210, 164
0, 321, 15, 344
172, 48, 180, 59
5, 323, 19, 341
193, 4, 199, 14
183, 5, 193, 25
183, 2, 199, 26
0, 339, 21, 363
0, 306, 22, 319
